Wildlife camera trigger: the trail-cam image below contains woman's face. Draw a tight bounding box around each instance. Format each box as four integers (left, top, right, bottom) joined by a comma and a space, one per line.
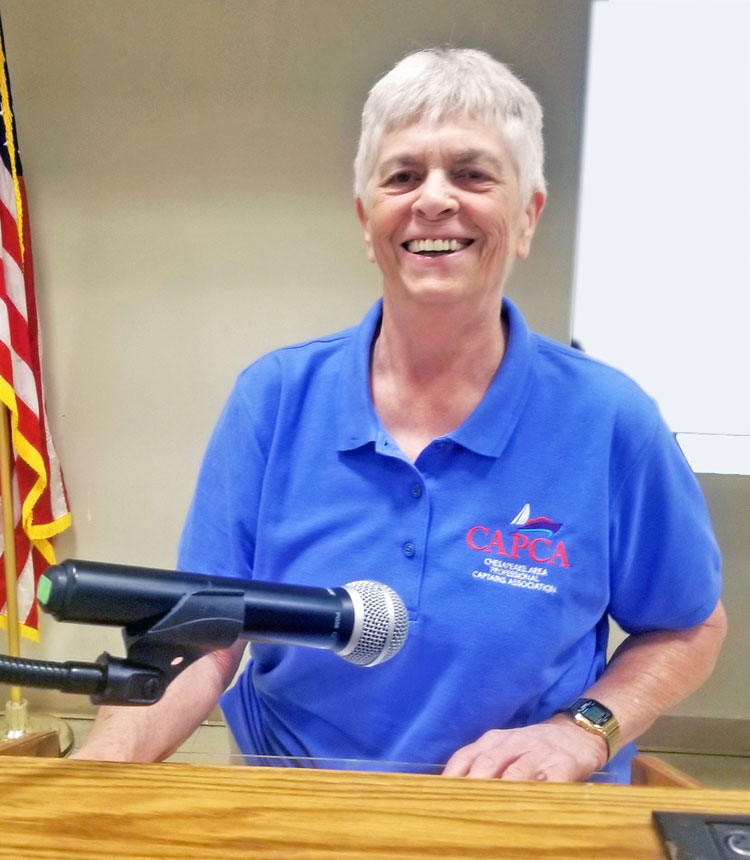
357, 119, 544, 313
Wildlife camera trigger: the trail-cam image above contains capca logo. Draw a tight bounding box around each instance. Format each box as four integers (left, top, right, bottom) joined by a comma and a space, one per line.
466, 525, 570, 568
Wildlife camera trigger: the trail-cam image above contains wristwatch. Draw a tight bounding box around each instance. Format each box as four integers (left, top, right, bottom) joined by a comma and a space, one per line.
562, 697, 621, 761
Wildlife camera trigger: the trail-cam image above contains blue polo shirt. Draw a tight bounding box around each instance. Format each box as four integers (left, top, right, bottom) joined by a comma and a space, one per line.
178, 299, 721, 782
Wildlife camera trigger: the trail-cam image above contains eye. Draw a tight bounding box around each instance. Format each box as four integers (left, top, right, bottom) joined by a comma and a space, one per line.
456, 168, 490, 183
387, 170, 418, 186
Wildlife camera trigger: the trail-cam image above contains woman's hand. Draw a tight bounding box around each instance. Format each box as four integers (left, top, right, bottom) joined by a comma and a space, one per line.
441, 715, 608, 782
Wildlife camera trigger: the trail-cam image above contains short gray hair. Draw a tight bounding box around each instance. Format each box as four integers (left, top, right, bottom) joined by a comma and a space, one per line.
354, 48, 546, 208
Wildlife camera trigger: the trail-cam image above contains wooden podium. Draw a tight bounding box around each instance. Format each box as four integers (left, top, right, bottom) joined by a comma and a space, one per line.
1, 757, 748, 859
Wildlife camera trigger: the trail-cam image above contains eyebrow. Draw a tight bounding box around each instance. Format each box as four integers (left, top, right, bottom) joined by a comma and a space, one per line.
377, 156, 421, 176
377, 149, 504, 176
453, 149, 503, 170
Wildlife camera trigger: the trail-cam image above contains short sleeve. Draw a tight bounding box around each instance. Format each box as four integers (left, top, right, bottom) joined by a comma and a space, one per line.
608, 411, 721, 634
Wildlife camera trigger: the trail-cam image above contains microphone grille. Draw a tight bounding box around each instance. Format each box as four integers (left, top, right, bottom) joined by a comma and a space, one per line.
340, 581, 409, 667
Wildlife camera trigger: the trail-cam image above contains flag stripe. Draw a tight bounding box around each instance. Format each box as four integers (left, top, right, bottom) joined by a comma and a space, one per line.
0, 155, 18, 221
0, 206, 28, 314
0, 327, 40, 416
2, 245, 29, 321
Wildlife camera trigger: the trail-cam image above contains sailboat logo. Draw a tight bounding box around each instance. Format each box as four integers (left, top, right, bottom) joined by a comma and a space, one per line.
510, 504, 562, 538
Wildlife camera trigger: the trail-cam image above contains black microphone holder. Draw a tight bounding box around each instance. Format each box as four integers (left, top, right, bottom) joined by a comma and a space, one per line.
0, 589, 248, 705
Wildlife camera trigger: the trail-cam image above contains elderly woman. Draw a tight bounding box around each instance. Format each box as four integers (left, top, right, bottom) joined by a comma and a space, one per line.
74, 48, 725, 783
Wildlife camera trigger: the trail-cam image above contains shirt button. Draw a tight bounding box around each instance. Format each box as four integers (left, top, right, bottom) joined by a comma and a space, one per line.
411, 484, 422, 498
402, 542, 415, 558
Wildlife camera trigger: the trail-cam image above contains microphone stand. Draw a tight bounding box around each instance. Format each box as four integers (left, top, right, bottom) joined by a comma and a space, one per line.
0, 587, 248, 706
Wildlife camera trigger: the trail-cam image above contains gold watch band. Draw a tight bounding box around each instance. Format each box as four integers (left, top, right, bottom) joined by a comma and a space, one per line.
565, 697, 621, 761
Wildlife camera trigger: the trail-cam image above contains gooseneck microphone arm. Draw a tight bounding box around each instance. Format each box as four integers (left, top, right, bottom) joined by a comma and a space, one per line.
0, 652, 167, 705
0, 559, 409, 706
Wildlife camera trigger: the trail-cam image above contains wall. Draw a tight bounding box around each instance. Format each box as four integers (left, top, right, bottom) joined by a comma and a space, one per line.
675, 474, 749, 720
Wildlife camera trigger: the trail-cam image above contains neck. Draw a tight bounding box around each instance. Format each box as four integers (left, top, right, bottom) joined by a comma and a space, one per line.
370, 293, 507, 461
375, 291, 506, 380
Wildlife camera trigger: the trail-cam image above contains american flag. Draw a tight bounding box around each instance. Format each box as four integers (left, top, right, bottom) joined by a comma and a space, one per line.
0, 19, 70, 640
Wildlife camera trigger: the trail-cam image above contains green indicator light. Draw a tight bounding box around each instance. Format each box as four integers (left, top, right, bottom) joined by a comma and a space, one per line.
37, 575, 52, 605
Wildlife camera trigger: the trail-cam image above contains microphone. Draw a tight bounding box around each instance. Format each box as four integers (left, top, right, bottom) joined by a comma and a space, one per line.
38, 560, 409, 667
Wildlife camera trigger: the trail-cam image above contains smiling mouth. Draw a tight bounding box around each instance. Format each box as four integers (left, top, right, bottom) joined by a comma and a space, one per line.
403, 238, 474, 256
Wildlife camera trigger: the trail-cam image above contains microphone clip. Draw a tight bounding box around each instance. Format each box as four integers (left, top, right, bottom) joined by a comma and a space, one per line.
91, 654, 167, 705
119, 588, 247, 694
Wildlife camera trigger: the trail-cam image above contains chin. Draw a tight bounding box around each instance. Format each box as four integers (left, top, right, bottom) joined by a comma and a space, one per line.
396, 278, 497, 308
399, 287, 467, 306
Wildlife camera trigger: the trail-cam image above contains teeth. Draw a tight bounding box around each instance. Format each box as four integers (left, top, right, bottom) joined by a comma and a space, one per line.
406, 238, 469, 254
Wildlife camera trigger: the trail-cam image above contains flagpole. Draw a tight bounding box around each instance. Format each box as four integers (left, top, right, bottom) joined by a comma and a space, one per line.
0, 402, 22, 703
0, 398, 32, 741
0, 401, 73, 754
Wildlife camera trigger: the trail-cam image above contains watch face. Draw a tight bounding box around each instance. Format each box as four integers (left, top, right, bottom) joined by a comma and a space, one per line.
583, 702, 609, 725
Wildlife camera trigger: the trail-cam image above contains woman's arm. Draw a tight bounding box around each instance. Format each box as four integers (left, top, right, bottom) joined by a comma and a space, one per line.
69, 640, 246, 763
442, 601, 728, 780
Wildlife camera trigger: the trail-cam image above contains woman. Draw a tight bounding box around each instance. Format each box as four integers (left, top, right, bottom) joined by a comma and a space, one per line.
74, 48, 725, 784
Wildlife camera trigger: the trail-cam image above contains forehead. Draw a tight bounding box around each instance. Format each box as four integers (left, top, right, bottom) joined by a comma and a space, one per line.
374, 119, 513, 170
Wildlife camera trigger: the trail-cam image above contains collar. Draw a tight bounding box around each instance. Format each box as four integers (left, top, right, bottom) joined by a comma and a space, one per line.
336, 298, 534, 459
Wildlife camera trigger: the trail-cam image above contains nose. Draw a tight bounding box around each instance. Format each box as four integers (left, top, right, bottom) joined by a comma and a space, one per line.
413, 170, 458, 219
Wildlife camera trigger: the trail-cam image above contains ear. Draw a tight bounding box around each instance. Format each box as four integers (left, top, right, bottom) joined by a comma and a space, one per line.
516, 190, 546, 260
356, 197, 376, 263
